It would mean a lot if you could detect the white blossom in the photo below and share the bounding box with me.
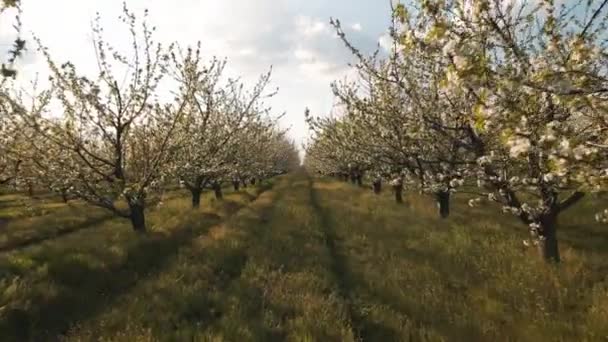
[508,137,531,158]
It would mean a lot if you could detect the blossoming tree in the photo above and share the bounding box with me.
[168,45,276,207]
[310,0,608,261]
[22,5,196,232]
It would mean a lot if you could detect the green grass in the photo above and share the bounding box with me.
[0,184,271,341]
[64,174,355,341]
[312,178,608,341]
[1,172,607,341]
[0,189,188,253]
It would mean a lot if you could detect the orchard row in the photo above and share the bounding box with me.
[0,3,300,232]
[305,0,608,262]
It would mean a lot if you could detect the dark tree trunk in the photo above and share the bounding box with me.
[233,181,240,191]
[27,183,34,197]
[538,213,560,262]
[531,191,583,263]
[436,191,450,219]
[251,178,256,186]
[356,175,363,187]
[373,180,382,194]
[191,188,202,208]
[242,179,248,188]
[61,191,69,203]
[213,182,223,200]
[393,185,403,204]
[128,202,146,233]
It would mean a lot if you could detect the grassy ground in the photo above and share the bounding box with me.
[312,178,608,341]
[0,184,271,341]
[1,171,607,341]
[64,174,355,341]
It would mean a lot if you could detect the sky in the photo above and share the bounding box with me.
[1,0,393,152]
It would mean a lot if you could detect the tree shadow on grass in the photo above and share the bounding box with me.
[309,182,403,342]
[0,218,9,232]
[349,244,490,341]
[97,189,282,340]
[0,211,227,342]
[0,214,116,254]
[560,222,608,258]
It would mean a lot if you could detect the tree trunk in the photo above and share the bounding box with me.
[191,188,202,208]
[436,191,450,219]
[372,180,382,194]
[356,174,363,187]
[213,182,223,200]
[233,181,240,191]
[251,178,256,186]
[128,202,146,233]
[538,214,560,262]
[61,190,69,203]
[393,185,403,204]
[242,179,248,188]
[27,183,34,197]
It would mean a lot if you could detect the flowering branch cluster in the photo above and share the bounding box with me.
[1,3,299,232]
[305,0,608,261]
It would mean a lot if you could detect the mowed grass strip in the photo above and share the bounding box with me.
[4,174,606,341]
[65,173,355,341]
[312,177,608,342]
[0,190,187,253]
[62,179,283,341]
[0,184,269,342]
[199,172,355,341]
[0,193,71,220]
[0,200,113,253]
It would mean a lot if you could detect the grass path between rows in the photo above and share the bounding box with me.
[309,176,405,342]
[308,176,373,341]
[0,190,192,255]
[312,177,608,341]
[0,184,271,342]
[67,172,357,341]
[3,171,607,341]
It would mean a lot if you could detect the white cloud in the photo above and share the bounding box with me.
[295,16,329,37]
[379,32,393,52]
[294,48,315,62]
[299,60,336,75]
[11,0,391,146]
[238,48,256,56]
